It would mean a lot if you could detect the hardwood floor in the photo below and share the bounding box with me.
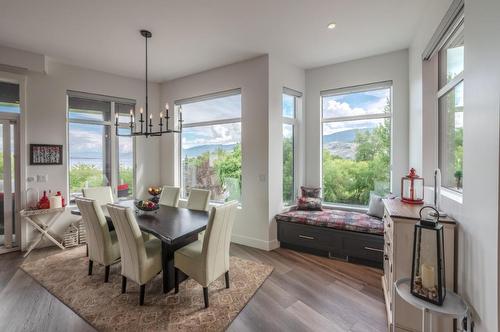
[0,244,387,332]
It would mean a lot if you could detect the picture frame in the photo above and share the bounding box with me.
[30,144,63,165]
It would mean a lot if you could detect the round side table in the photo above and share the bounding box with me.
[394,278,469,332]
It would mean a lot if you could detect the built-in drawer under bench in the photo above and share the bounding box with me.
[277,220,384,268]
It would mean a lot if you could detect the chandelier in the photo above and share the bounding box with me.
[115,30,182,137]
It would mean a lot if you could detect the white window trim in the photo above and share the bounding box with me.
[176,90,242,201]
[320,81,393,207]
[282,89,301,207]
[67,93,136,200]
[435,18,464,195]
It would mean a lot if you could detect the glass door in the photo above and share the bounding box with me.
[0,119,18,251]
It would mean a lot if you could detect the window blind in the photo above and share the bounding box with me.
[0,82,19,104]
[422,0,464,60]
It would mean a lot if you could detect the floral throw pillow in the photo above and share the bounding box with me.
[297,196,323,211]
[301,186,321,198]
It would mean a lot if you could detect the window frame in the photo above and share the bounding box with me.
[320,81,393,207]
[176,89,242,202]
[435,22,464,193]
[67,92,136,200]
[282,88,301,206]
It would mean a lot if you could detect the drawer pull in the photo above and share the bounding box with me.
[298,235,315,240]
[364,246,384,253]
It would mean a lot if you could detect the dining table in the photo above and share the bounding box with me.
[71,200,209,293]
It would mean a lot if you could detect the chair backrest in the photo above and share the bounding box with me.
[106,204,147,283]
[202,201,238,283]
[75,197,114,264]
[159,186,180,207]
[187,188,210,211]
[82,186,114,207]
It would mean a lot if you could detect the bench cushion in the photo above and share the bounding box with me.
[275,208,384,235]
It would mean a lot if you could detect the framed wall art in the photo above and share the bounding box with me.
[30,144,63,165]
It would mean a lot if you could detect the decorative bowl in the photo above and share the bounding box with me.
[148,186,162,196]
[135,199,159,211]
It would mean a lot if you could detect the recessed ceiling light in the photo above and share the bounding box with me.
[327,22,336,30]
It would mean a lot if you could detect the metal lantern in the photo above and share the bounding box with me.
[410,206,446,305]
[401,168,424,204]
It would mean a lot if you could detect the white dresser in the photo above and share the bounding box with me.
[382,198,456,332]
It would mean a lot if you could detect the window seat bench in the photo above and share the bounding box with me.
[276,208,384,268]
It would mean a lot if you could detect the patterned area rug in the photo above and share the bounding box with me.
[21,246,273,331]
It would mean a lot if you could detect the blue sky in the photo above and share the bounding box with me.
[322,88,390,136]
[181,94,242,149]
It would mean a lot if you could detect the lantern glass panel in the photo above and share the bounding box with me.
[412,178,424,201]
[411,223,446,305]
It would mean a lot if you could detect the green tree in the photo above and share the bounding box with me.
[69,164,105,193]
[322,98,391,205]
[282,137,294,204]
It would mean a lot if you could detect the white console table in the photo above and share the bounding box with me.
[20,207,66,257]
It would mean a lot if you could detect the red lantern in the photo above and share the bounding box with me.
[401,168,424,204]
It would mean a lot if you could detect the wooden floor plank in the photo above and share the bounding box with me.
[0,244,387,331]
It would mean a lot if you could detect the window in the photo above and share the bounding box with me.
[321,82,392,206]
[0,82,20,113]
[179,90,242,203]
[437,25,464,192]
[282,88,301,205]
[68,92,135,199]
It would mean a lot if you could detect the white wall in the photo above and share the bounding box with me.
[0,48,161,249]
[305,49,409,196]
[409,0,500,330]
[268,55,305,244]
[159,56,274,250]
[408,0,453,177]
[461,0,500,330]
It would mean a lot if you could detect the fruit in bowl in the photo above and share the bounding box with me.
[148,186,162,196]
[135,199,159,211]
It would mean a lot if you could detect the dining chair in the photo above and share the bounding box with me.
[186,188,210,211]
[75,197,120,283]
[107,203,162,305]
[174,200,238,308]
[158,186,180,207]
[82,186,114,206]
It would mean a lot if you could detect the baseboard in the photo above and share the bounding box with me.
[231,234,279,251]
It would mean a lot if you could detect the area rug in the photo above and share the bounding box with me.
[21,246,273,331]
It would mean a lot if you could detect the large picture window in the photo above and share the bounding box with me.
[179,90,242,203]
[437,24,464,192]
[321,82,392,206]
[68,93,135,199]
[282,89,301,206]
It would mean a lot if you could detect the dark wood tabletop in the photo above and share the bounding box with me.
[71,200,209,245]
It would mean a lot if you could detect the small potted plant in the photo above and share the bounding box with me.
[454,170,463,189]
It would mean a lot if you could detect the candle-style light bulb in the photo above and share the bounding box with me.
[165,103,169,111]
[115,113,119,125]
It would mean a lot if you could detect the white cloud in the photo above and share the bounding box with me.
[182,123,241,148]
[324,96,387,119]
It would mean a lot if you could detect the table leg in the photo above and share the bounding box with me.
[422,308,432,332]
[162,242,168,293]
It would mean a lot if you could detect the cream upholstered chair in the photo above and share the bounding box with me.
[186,188,210,211]
[75,197,120,282]
[82,186,114,206]
[174,201,238,308]
[158,186,180,207]
[107,203,162,305]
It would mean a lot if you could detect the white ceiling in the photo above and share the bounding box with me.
[0,0,429,82]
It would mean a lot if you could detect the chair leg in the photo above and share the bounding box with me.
[225,271,230,289]
[139,284,146,305]
[104,265,110,283]
[88,260,93,275]
[174,268,180,294]
[121,276,127,293]
[203,287,209,308]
